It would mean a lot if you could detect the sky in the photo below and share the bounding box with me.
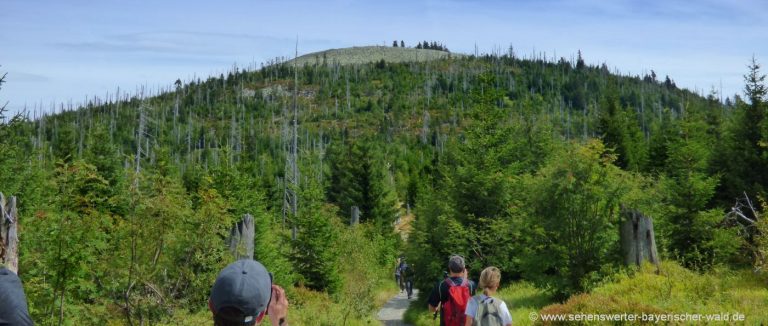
[1,0,767,116]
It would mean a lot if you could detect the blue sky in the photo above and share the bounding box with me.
[1,0,766,116]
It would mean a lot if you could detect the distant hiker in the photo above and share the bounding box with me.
[464,266,511,326]
[428,255,476,326]
[0,267,34,326]
[209,259,289,326]
[400,260,414,299]
[398,258,408,292]
[395,257,402,290]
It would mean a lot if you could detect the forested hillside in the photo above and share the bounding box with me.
[1,47,767,324]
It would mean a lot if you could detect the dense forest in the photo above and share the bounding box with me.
[1,47,767,324]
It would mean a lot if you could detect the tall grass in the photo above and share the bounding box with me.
[541,261,768,324]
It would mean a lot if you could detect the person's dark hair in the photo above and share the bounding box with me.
[448,255,465,273]
[213,306,256,326]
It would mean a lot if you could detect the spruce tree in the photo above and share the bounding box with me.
[327,140,398,233]
[576,50,586,70]
[661,103,739,269]
[719,57,768,201]
[291,177,341,293]
[597,92,647,171]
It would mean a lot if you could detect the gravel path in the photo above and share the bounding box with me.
[377,289,419,326]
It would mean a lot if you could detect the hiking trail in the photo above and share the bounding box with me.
[377,289,419,326]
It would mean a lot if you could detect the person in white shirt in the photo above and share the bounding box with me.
[464,266,512,326]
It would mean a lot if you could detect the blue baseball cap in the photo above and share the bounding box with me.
[210,260,272,325]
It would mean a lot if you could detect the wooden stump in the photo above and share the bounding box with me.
[620,207,660,272]
[0,193,19,274]
[350,206,360,226]
[228,214,255,260]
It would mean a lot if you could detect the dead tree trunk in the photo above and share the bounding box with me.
[724,192,762,272]
[350,206,360,226]
[420,110,430,145]
[283,37,300,240]
[620,206,660,272]
[228,214,255,260]
[1,193,19,274]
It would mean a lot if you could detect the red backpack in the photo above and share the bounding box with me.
[441,277,471,326]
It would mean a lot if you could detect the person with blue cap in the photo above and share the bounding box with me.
[209,259,289,326]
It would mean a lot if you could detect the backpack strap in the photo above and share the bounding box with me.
[445,277,468,288]
[474,295,504,325]
[439,278,455,309]
[438,278,448,307]
[472,295,488,323]
[472,294,484,308]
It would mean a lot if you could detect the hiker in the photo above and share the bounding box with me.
[209,259,289,326]
[428,255,476,326]
[0,267,34,326]
[398,258,407,292]
[464,266,512,326]
[394,257,402,290]
[400,259,414,299]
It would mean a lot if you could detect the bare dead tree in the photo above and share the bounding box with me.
[283,37,300,238]
[0,193,19,274]
[133,103,147,190]
[725,192,759,227]
[0,70,8,115]
[350,206,360,226]
[420,110,430,145]
[724,192,763,271]
[173,83,180,145]
[345,73,351,113]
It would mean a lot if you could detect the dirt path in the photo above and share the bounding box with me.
[377,289,419,326]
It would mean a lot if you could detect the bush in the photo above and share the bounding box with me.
[520,140,634,297]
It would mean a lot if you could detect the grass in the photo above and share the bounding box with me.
[541,261,768,325]
[288,281,399,326]
[289,46,464,66]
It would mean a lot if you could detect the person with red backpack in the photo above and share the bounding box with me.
[428,255,476,326]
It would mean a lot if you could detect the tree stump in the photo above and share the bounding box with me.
[350,206,360,226]
[228,214,255,260]
[0,193,19,274]
[620,207,660,272]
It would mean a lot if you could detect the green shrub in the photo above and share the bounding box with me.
[520,140,634,297]
[540,261,768,325]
